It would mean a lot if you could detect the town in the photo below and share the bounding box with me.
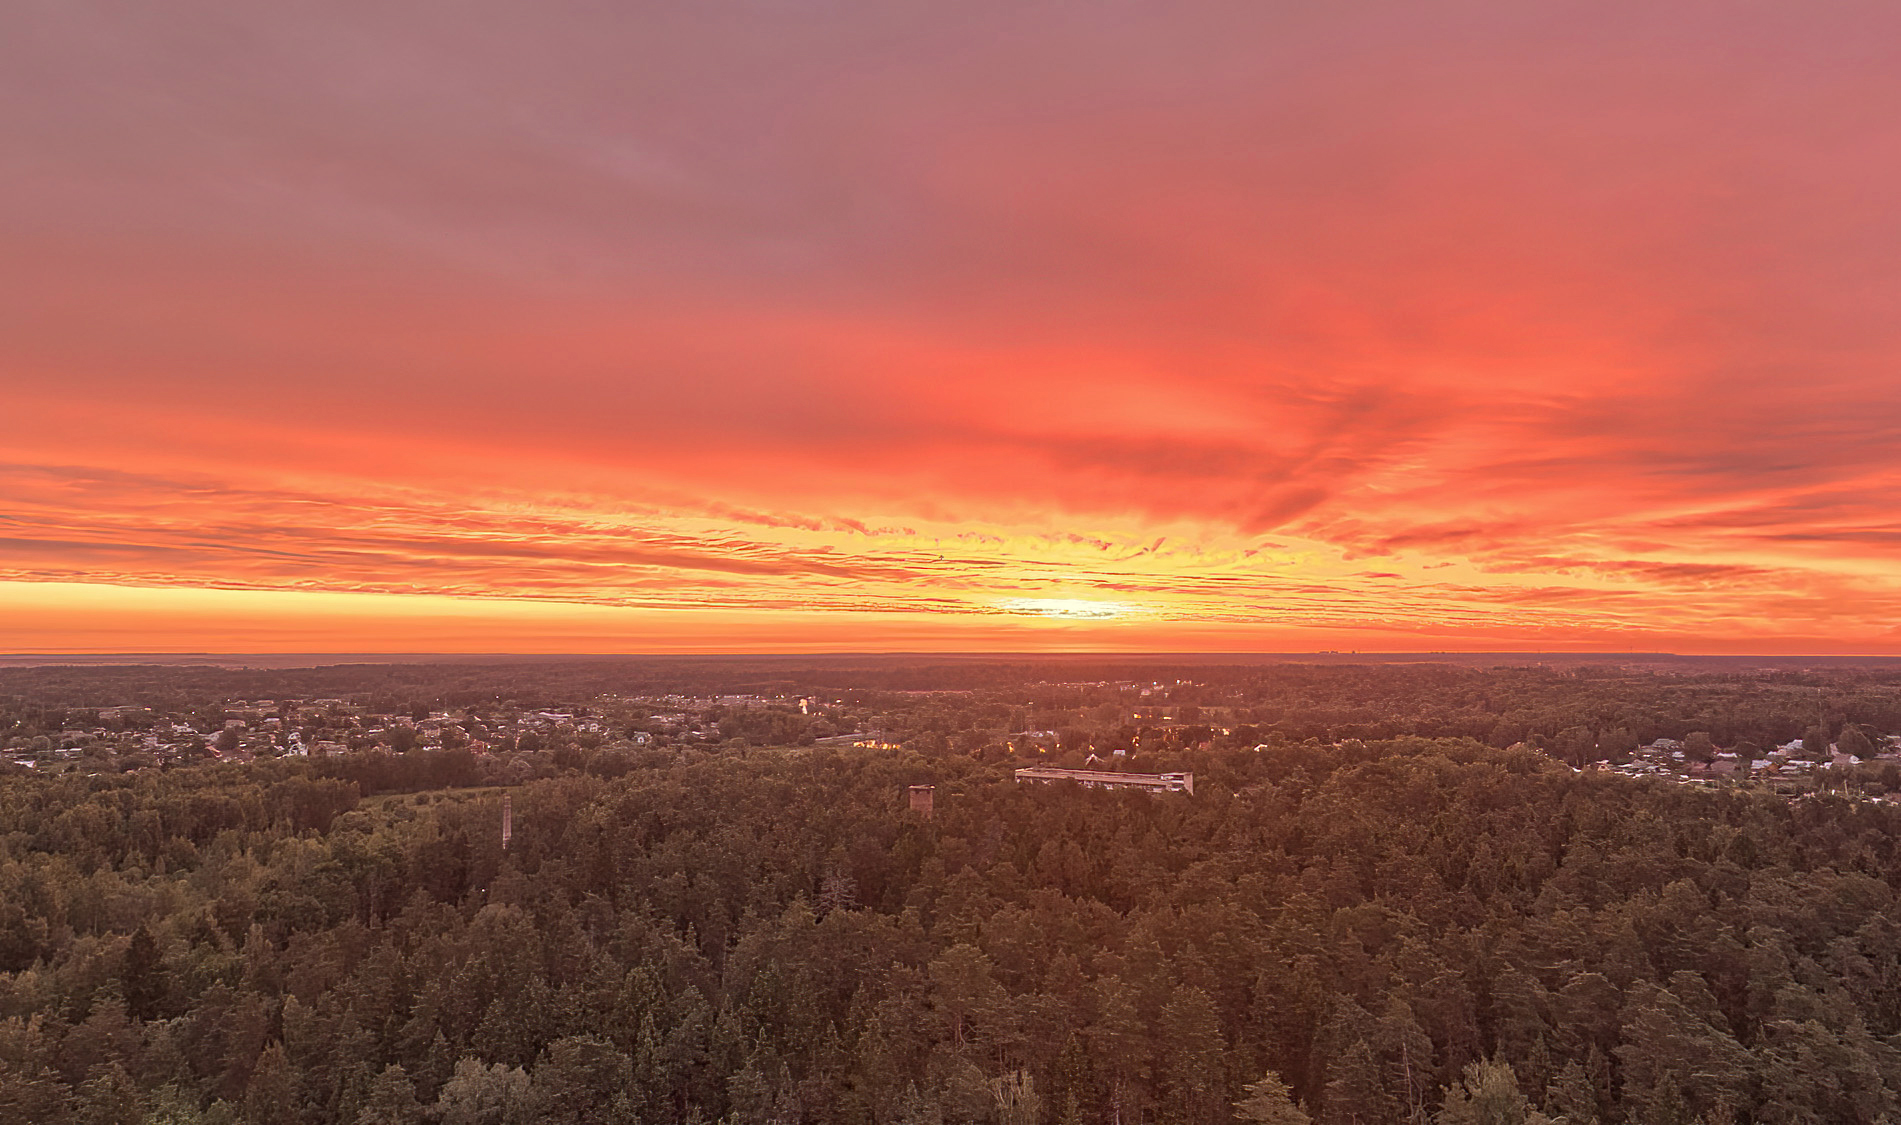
[7,657,1901,802]
[7,656,1901,1124]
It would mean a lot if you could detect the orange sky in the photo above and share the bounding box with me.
[6,3,1901,653]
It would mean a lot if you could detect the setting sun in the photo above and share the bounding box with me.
[998,598,1138,621]
[4,4,1901,654]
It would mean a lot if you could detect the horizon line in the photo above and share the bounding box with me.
[7,650,1901,663]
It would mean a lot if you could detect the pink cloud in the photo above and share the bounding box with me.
[6,3,1901,649]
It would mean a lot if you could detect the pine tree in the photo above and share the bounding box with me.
[1059,1089,1085,1125]
[123,926,167,1022]
[434,1058,540,1125]
[1159,987,1227,1125]
[1377,996,1437,1124]
[991,1070,1041,1125]
[243,1044,298,1125]
[1615,984,1749,1121]
[1542,1061,1597,1125]
[1235,1070,1312,1125]
[1087,977,1151,1125]
[1434,1058,1545,1125]
[1322,1040,1396,1125]
[355,1064,420,1125]
[73,1062,146,1125]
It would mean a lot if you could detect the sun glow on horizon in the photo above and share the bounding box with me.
[999,598,1140,620]
[7,4,1901,652]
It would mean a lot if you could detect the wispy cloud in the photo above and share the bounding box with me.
[7,3,1901,649]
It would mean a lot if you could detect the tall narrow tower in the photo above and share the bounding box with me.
[501,793,513,852]
[908,784,935,819]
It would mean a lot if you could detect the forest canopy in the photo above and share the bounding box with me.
[2,732,1900,1124]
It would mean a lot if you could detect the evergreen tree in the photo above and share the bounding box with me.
[1322,1040,1396,1125]
[1541,1061,1596,1125]
[1159,987,1227,1125]
[1086,978,1151,1125]
[1434,1058,1547,1125]
[72,1062,145,1125]
[355,1064,420,1125]
[1235,1070,1311,1125]
[991,1070,1041,1125]
[123,926,167,1022]
[242,1044,298,1125]
[0,1015,74,1124]
[434,1059,540,1125]
[1615,984,1749,1122]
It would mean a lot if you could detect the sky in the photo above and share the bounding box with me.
[5,1,1901,653]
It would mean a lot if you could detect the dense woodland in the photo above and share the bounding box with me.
[5,728,1901,1124]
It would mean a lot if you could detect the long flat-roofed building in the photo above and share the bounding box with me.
[1014,766,1193,795]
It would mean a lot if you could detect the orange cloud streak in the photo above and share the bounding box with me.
[5,3,1901,652]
